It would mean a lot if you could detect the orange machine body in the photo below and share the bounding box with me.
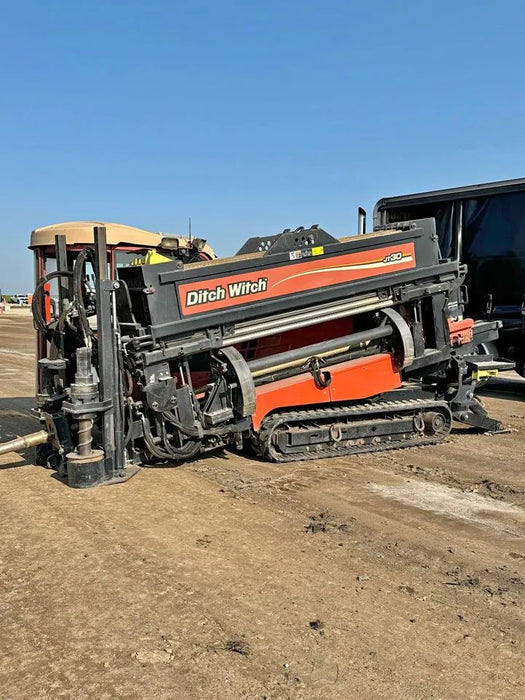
[252,353,401,430]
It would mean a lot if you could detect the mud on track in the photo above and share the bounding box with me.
[0,311,523,699]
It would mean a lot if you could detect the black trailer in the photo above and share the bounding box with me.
[374,178,525,375]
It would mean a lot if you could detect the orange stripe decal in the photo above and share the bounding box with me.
[179,242,416,315]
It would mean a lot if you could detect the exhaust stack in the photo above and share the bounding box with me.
[358,207,367,235]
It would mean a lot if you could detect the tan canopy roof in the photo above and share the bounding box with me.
[29,220,216,259]
[29,221,170,249]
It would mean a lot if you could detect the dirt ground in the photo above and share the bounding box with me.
[0,309,523,699]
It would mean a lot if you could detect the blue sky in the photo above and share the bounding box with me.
[1,0,524,292]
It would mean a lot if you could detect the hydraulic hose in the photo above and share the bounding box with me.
[31,270,74,334]
[161,411,202,438]
[140,414,200,460]
[72,248,98,346]
[160,419,201,459]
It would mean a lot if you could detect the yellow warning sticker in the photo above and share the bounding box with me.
[312,246,324,256]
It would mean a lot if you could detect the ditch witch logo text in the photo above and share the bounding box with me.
[185,277,269,307]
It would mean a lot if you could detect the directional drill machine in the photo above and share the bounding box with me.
[0,220,509,487]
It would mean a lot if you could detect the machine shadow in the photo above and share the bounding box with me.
[0,376,521,476]
[0,397,41,470]
[478,374,525,403]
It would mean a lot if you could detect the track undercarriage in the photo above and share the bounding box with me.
[254,397,452,462]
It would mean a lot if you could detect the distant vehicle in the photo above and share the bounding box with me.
[374,178,525,375]
[10,294,28,305]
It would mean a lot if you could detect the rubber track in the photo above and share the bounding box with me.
[256,398,452,463]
